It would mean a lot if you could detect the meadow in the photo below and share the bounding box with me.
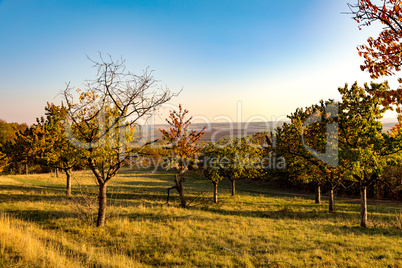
[0,168,401,267]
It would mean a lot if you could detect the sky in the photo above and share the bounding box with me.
[0,0,396,125]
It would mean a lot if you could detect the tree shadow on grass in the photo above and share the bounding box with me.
[193,205,332,220]
[5,208,74,226]
[193,204,396,224]
[320,222,402,238]
[0,185,71,203]
[108,183,171,196]
[107,192,168,206]
[117,169,175,180]
[187,203,402,238]
[0,183,66,194]
[124,211,192,222]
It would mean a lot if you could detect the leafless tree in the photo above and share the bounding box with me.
[63,54,174,227]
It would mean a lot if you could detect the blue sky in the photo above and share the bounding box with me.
[0,0,393,125]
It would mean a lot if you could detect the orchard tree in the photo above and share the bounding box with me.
[160,105,205,208]
[202,137,264,202]
[31,103,84,196]
[275,102,342,210]
[300,100,342,211]
[64,56,173,227]
[218,137,262,197]
[202,140,227,203]
[276,104,326,204]
[338,81,400,227]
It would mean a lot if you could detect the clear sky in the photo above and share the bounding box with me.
[0,0,394,125]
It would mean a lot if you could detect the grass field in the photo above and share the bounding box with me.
[0,168,401,267]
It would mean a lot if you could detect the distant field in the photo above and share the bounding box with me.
[0,169,401,267]
[140,120,398,142]
[144,121,287,142]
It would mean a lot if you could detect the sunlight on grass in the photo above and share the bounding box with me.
[0,168,401,267]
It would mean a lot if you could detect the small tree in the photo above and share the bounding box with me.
[202,140,226,203]
[31,103,84,196]
[275,113,326,204]
[202,138,263,202]
[64,56,172,226]
[160,105,205,208]
[218,137,262,196]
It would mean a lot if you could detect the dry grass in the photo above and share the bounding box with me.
[0,169,401,267]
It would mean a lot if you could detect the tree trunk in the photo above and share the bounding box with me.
[166,175,187,208]
[97,183,107,227]
[25,163,28,175]
[329,188,335,212]
[177,180,186,208]
[315,185,321,204]
[172,174,186,208]
[231,179,235,196]
[65,168,72,197]
[178,189,186,208]
[213,181,218,203]
[55,168,59,178]
[360,185,367,228]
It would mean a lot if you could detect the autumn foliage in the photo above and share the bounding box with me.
[349,0,402,134]
[160,104,205,208]
[160,104,205,174]
[349,0,402,78]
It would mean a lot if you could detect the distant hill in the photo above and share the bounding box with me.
[138,121,288,142]
[381,118,398,132]
[136,119,399,143]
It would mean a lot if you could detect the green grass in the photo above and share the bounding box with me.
[0,168,401,267]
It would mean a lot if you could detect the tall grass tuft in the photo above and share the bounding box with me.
[395,211,402,230]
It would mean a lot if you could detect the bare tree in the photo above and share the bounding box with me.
[63,55,174,227]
